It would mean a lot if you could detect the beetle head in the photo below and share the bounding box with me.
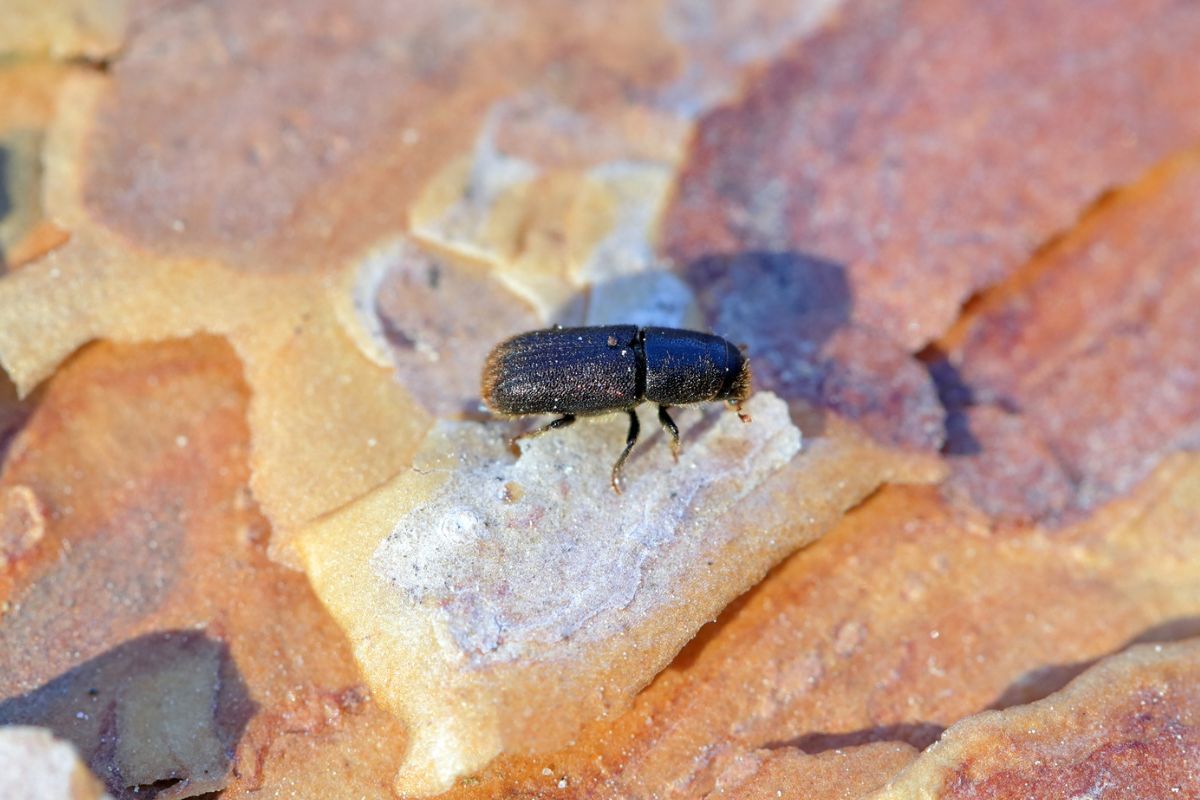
[716,343,752,406]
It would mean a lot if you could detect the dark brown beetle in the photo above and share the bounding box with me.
[481,325,751,493]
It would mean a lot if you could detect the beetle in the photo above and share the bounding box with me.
[481,325,752,493]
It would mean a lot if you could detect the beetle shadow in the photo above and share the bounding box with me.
[518,254,852,459]
[679,250,853,442]
[0,629,255,799]
[539,253,854,455]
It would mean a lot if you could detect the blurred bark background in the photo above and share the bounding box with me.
[1,1,1198,798]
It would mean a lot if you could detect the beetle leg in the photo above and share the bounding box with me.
[611,409,640,494]
[510,414,576,455]
[730,399,752,423]
[657,405,680,462]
